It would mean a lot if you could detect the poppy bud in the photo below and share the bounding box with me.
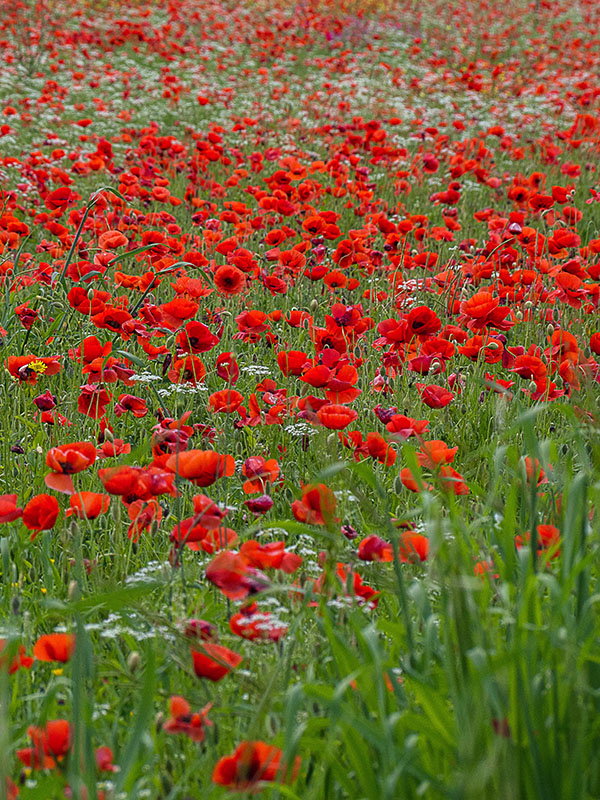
[341,524,358,540]
[87,287,95,300]
[546,324,555,336]
[33,390,57,411]
[244,495,274,514]
[309,299,319,312]
[528,380,538,393]
[327,433,337,448]
[516,311,523,322]
[127,651,141,672]
[68,580,79,602]
[394,476,404,494]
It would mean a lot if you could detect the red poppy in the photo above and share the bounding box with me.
[22,494,60,539]
[229,603,288,642]
[398,532,430,562]
[114,394,148,418]
[163,696,212,742]
[515,524,561,558]
[214,264,246,295]
[176,320,219,354]
[206,550,270,600]
[215,352,240,384]
[6,355,62,385]
[191,642,243,681]
[239,540,302,573]
[66,492,110,520]
[167,355,206,384]
[317,403,358,430]
[17,720,72,769]
[386,415,430,440]
[277,350,309,376]
[33,633,75,663]
[0,494,23,524]
[213,740,300,790]
[242,457,280,494]
[416,384,454,408]
[126,499,163,542]
[291,484,339,526]
[209,389,244,413]
[45,441,97,494]
[165,450,235,487]
[416,440,458,468]
[0,639,33,674]
[358,535,393,562]
[77,384,112,418]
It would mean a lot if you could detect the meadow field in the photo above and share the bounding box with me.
[1,0,600,797]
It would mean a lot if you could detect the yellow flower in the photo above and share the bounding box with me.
[29,360,47,374]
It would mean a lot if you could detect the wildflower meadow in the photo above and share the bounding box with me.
[1,0,600,796]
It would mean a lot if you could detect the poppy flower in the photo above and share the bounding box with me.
[191,642,243,681]
[77,384,112,419]
[416,440,458,468]
[291,484,339,526]
[515,524,561,558]
[214,264,246,295]
[167,355,206,384]
[6,355,62,385]
[437,466,470,496]
[163,696,212,742]
[317,403,358,430]
[45,441,97,494]
[239,540,302,573]
[66,492,110,520]
[22,494,60,539]
[127,499,163,542]
[398,532,430,562]
[165,449,235,487]
[206,550,270,600]
[176,320,219,354]
[358,535,393,562]
[416,384,454,408]
[242,457,280,494]
[0,494,23,524]
[209,389,244,413]
[33,633,75,663]
[114,394,148,418]
[229,603,288,642]
[213,740,301,790]
[17,720,72,769]
[215,352,240,385]
[0,639,33,674]
[386,415,430,439]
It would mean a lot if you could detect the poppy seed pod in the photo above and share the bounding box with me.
[127,651,141,672]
